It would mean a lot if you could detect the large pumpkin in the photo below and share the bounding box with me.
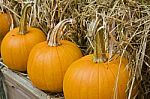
[27,19,83,92]
[63,54,129,99]
[63,18,131,99]
[1,3,46,72]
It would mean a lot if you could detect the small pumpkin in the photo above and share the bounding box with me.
[27,19,83,92]
[1,3,46,72]
[0,11,11,55]
[63,17,131,99]
[0,11,11,37]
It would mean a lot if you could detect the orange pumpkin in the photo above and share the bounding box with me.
[1,3,46,72]
[0,11,11,55]
[27,19,83,92]
[63,18,130,99]
[0,12,11,37]
[63,54,129,99]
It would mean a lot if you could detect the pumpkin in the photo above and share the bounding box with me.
[1,3,46,72]
[27,19,83,92]
[0,11,11,55]
[0,11,11,37]
[63,17,131,99]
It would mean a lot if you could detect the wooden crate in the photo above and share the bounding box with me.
[0,62,64,99]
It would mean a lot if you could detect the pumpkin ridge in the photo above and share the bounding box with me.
[13,37,24,68]
[79,66,85,99]
[29,50,38,86]
[50,47,58,91]
[36,51,45,90]
[9,41,14,67]
[69,63,81,99]
[29,47,46,90]
[47,47,56,91]
[97,64,102,98]
[59,44,82,91]
[63,43,82,60]
[109,64,118,84]
[20,37,27,69]
[27,44,41,78]
[60,44,71,75]
[56,47,63,88]
[87,63,95,99]
[74,66,82,99]
[23,36,29,62]
[51,47,58,91]
[42,49,49,91]
[105,65,113,98]
[63,65,73,98]
[98,63,100,99]
[87,65,94,99]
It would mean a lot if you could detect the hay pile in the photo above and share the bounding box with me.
[1,0,150,98]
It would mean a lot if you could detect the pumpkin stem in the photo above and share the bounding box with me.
[93,16,107,63]
[48,19,76,46]
[19,3,32,34]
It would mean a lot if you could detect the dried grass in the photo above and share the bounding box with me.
[1,0,150,98]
